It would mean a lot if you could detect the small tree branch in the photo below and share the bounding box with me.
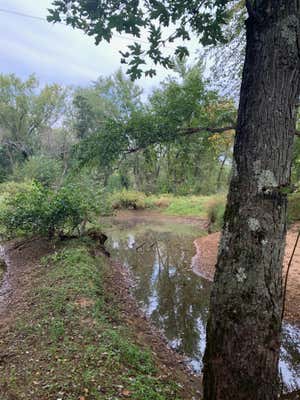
[181,126,235,136]
[295,130,300,137]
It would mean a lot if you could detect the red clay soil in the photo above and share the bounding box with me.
[192,224,300,325]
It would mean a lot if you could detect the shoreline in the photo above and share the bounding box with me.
[192,225,300,326]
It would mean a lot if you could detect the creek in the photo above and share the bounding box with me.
[105,212,300,394]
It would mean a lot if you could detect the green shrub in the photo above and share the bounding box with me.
[109,190,146,210]
[106,172,130,192]
[205,195,226,232]
[288,192,300,224]
[12,156,63,187]
[0,180,33,201]
[0,180,104,238]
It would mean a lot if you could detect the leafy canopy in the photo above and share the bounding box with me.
[0,74,67,160]
[71,61,236,169]
[48,0,231,79]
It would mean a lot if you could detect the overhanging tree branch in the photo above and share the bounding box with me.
[125,125,300,154]
[125,125,236,154]
[181,126,236,135]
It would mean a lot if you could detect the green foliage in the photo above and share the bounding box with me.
[206,195,226,231]
[0,180,104,238]
[48,0,231,79]
[109,190,147,210]
[12,156,63,187]
[71,62,235,197]
[106,172,130,192]
[288,192,300,224]
[0,180,33,200]
[0,74,67,166]
[72,69,142,140]
[292,137,300,183]
[1,66,236,197]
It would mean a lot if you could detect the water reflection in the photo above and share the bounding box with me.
[106,217,300,393]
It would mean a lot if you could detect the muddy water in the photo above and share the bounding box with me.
[106,212,300,393]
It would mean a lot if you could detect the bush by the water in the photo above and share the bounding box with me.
[206,196,226,232]
[109,190,147,210]
[12,156,63,187]
[0,180,104,238]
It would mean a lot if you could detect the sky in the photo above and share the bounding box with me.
[0,0,201,95]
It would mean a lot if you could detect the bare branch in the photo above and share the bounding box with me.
[181,126,236,136]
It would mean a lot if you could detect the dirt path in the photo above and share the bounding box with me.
[192,224,300,325]
[0,239,55,333]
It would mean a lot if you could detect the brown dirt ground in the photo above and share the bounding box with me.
[192,224,300,325]
[0,239,201,400]
[0,238,55,333]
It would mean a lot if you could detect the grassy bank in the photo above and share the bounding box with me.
[109,190,226,231]
[109,190,300,229]
[0,240,194,400]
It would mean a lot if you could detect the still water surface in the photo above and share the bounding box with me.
[105,213,300,393]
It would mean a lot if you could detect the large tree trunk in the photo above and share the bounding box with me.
[203,1,300,399]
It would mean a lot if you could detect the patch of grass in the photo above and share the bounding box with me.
[0,242,184,400]
[108,190,227,222]
[205,195,226,232]
[163,196,208,217]
[153,194,226,221]
[109,190,147,210]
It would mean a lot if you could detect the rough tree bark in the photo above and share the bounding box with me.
[203,1,300,400]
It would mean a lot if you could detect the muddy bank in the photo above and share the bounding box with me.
[192,224,300,325]
[0,238,201,399]
[0,239,56,332]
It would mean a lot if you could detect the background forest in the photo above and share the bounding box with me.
[0,61,300,238]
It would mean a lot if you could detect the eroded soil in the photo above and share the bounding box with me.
[193,224,300,325]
